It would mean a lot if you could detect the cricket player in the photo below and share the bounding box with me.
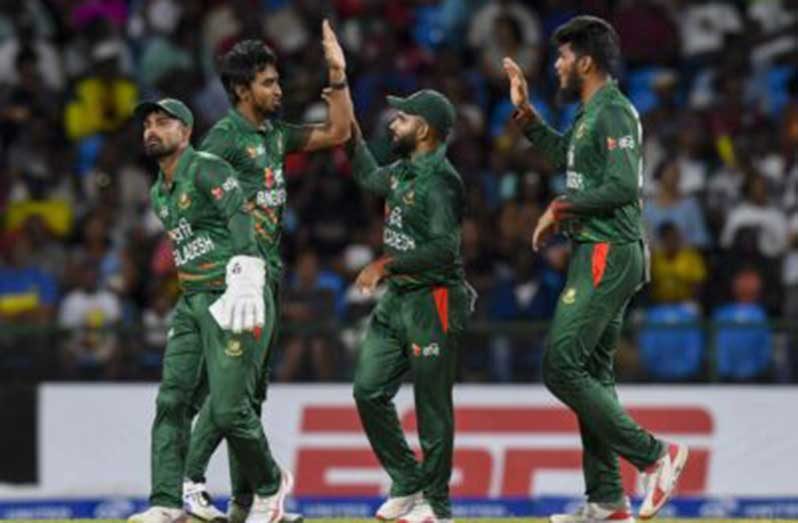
[504,16,688,523]
[128,98,287,523]
[348,89,473,523]
[180,22,353,523]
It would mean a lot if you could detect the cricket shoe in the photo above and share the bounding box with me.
[183,480,227,521]
[228,496,303,523]
[376,491,422,520]
[550,498,634,523]
[397,498,437,523]
[245,468,294,523]
[639,442,689,519]
[127,506,184,523]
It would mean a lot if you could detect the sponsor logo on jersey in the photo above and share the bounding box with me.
[607,137,617,150]
[247,144,265,158]
[388,207,403,228]
[412,342,440,358]
[212,187,224,200]
[167,218,193,242]
[566,171,584,190]
[159,206,169,219]
[575,122,586,140]
[178,192,192,209]
[561,287,576,304]
[618,135,634,149]
[222,176,239,191]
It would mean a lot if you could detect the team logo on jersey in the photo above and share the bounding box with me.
[403,190,415,206]
[225,338,243,357]
[178,192,192,209]
[562,287,576,304]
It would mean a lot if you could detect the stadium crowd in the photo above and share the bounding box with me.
[1,0,798,384]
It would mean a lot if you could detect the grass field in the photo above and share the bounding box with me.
[3,519,798,523]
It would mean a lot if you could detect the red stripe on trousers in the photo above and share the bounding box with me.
[592,242,610,287]
[432,286,449,334]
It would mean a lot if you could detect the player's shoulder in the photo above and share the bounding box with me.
[595,97,639,128]
[192,150,235,178]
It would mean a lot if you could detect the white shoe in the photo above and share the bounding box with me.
[127,506,184,523]
[550,498,634,523]
[376,491,422,520]
[639,442,689,519]
[245,468,294,523]
[183,480,227,521]
[397,498,438,523]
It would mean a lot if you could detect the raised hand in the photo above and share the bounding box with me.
[322,19,346,73]
[503,56,529,109]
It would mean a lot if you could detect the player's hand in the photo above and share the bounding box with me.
[532,206,557,252]
[355,257,391,296]
[503,57,530,109]
[209,255,266,333]
[322,19,346,73]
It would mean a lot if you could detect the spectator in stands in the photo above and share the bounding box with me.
[480,13,540,93]
[63,39,137,141]
[649,222,707,305]
[278,249,342,381]
[0,235,58,324]
[721,174,789,259]
[645,159,711,249]
[713,267,773,381]
[57,260,122,379]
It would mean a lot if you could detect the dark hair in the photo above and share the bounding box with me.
[219,40,277,103]
[552,15,620,75]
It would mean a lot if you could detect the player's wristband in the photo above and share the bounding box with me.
[329,79,348,90]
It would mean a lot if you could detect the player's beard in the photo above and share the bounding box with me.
[391,132,417,158]
[556,67,583,105]
[144,138,176,159]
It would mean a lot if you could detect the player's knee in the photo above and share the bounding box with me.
[210,401,247,433]
[542,344,572,393]
[155,387,190,417]
[353,380,382,405]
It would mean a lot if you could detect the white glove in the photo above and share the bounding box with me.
[209,255,266,333]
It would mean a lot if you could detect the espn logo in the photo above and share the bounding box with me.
[294,406,711,496]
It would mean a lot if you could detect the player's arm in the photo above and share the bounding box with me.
[283,20,353,153]
[346,118,392,197]
[550,104,641,218]
[196,158,257,256]
[503,56,569,169]
[386,175,463,275]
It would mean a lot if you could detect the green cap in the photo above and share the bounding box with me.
[387,89,456,138]
[134,97,194,128]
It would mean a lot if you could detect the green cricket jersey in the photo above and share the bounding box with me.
[150,145,257,293]
[200,109,305,279]
[523,80,645,243]
[350,139,465,290]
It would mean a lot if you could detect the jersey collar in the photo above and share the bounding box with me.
[578,78,619,117]
[157,145,196,195]
[404,143,447,178]
[229,108,272,134]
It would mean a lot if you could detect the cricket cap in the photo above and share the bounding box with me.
[387,89,456,138]
[134,98,194,128]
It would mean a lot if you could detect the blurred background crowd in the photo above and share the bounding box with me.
[1,0,798,384]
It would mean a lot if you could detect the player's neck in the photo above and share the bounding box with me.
[237,102,265,127]
[581,74,610,105]
[159,146,187,185]
[411,139,439,161]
